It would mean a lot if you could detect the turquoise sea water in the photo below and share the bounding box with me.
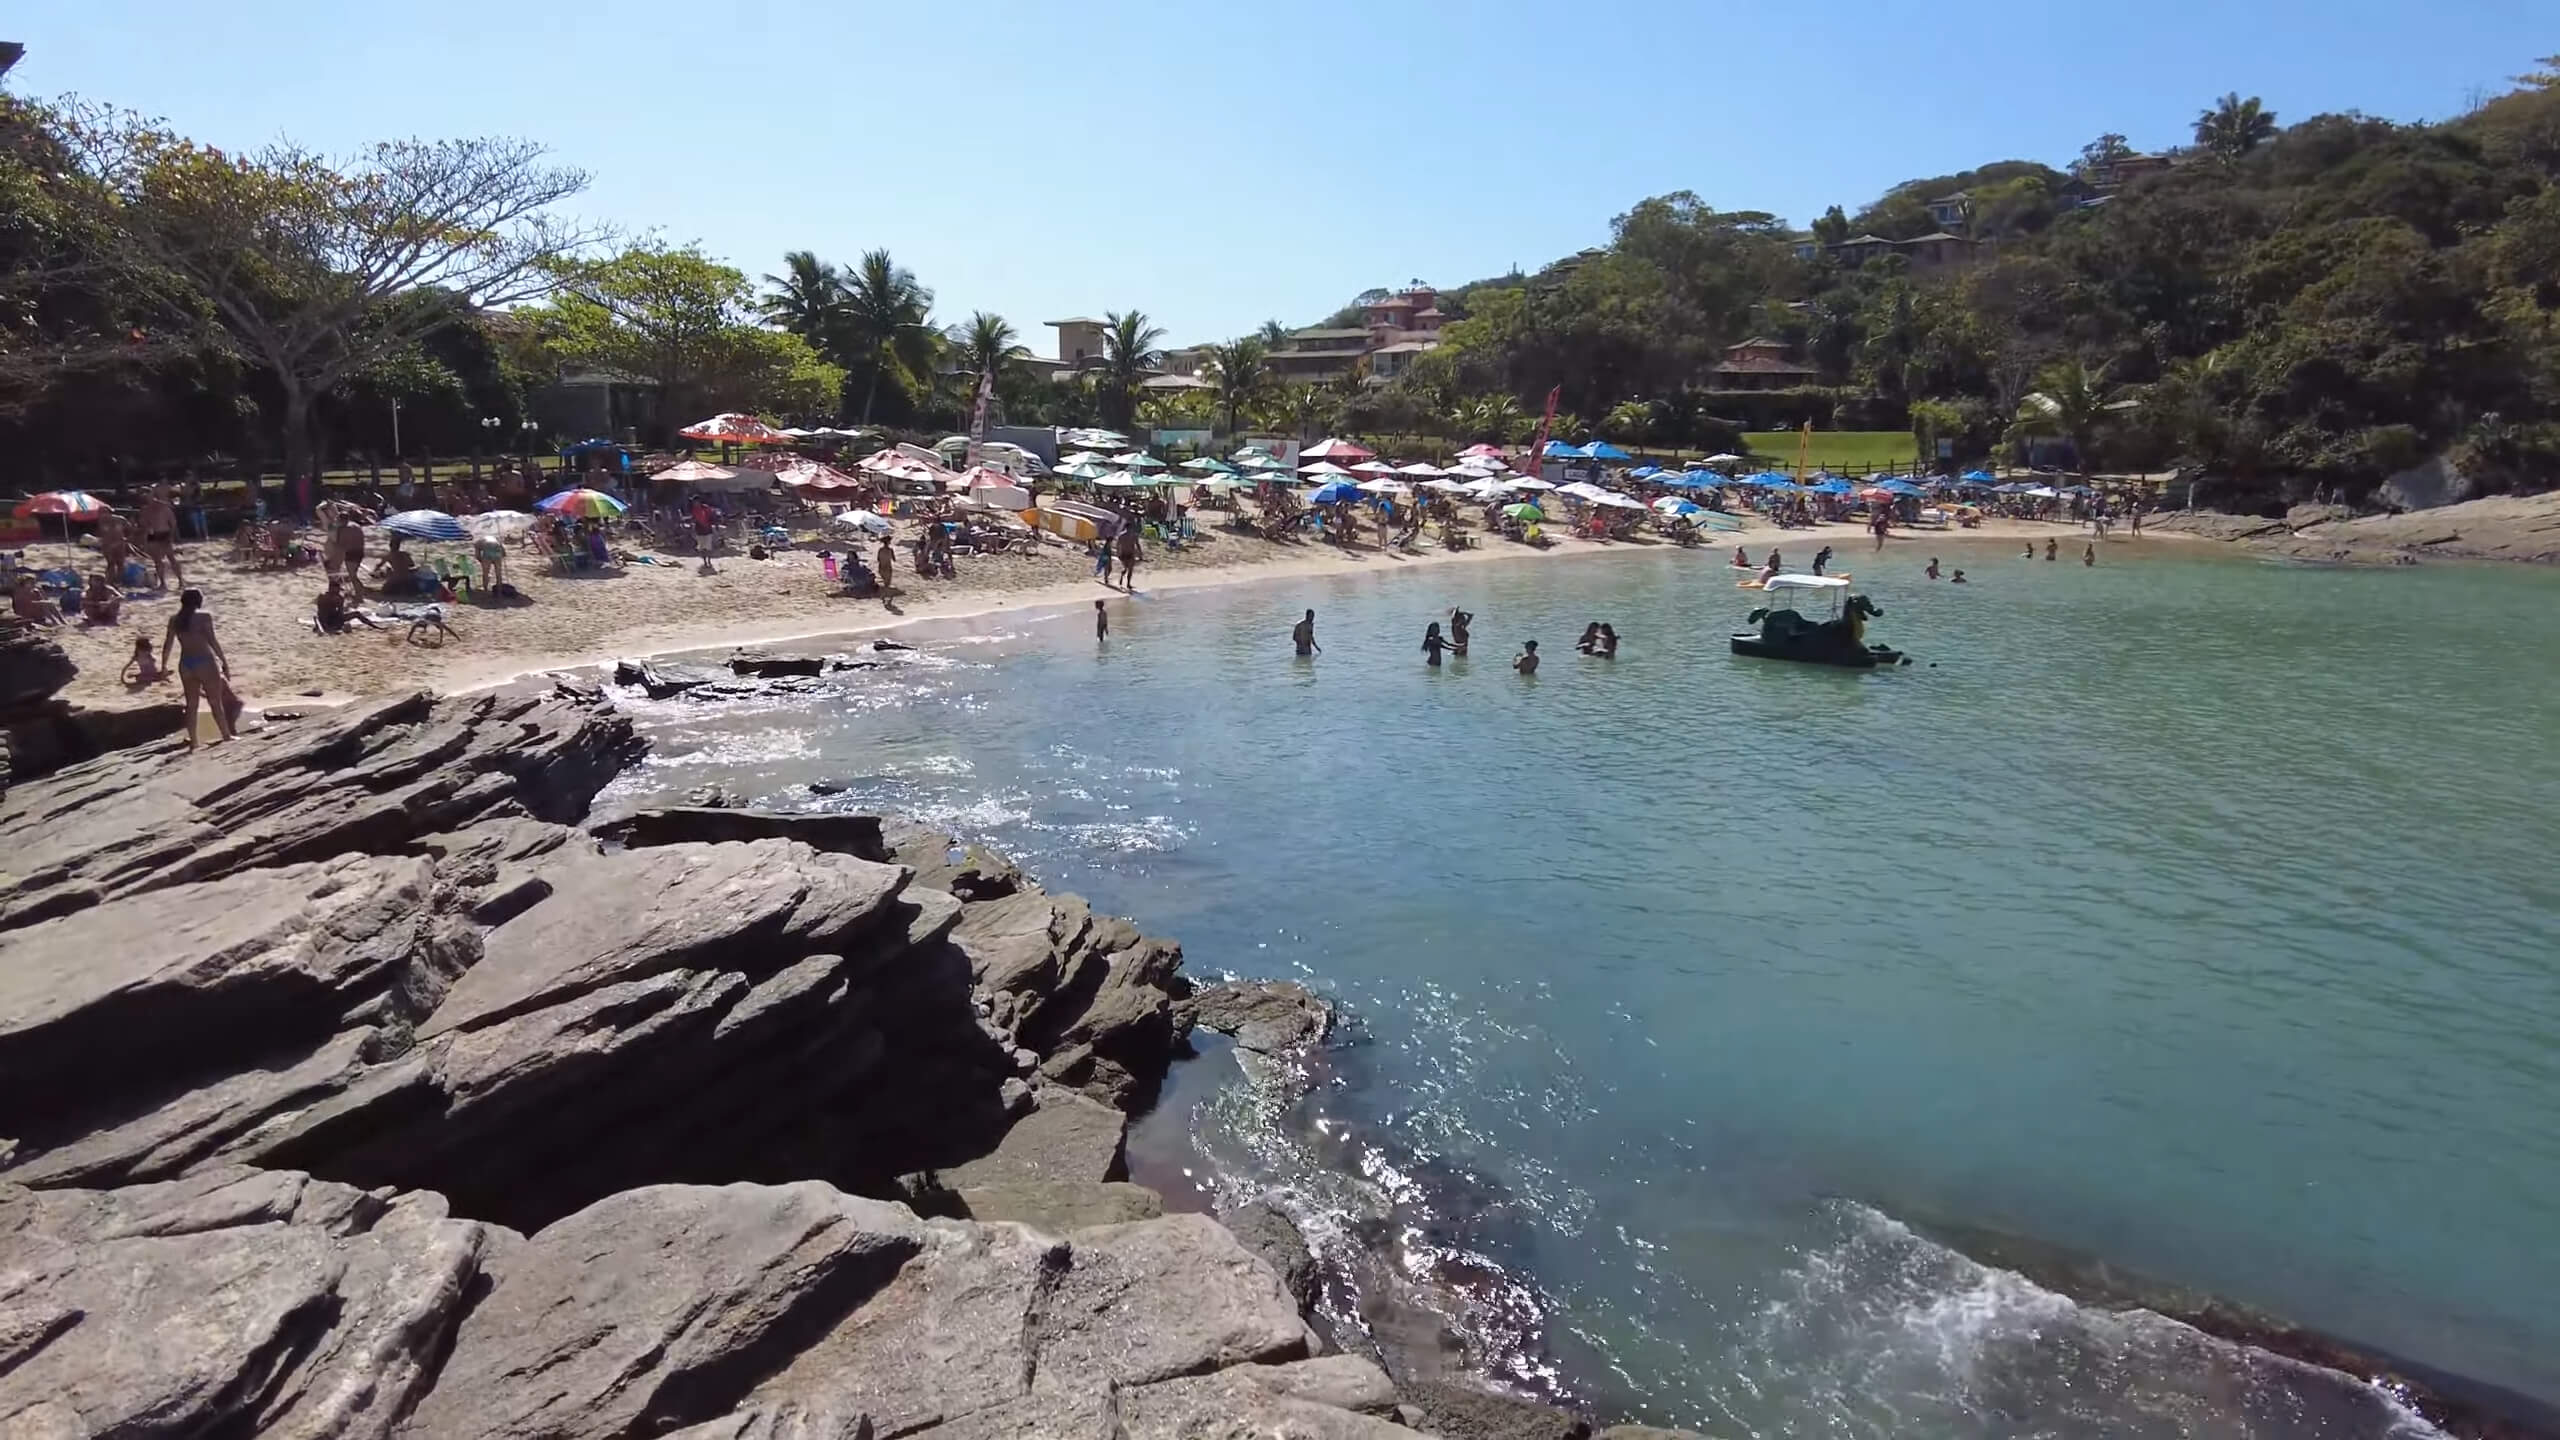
[600,539,2560,1438]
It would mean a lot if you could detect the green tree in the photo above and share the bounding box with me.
[1203,337,1268,437]
[1255,318,1289,348]
[840,248,934,424]
[1810,204,1850,246]
[2074,133,2135,181]
[57,105,596,484]
[1604,397,1657,446]
[2195,93,2279,162]
[1095,309,1165,431]
[948,310,1026,386]
[759,251,847,355]
[548,243,834,429]
[2009,358,2110,474]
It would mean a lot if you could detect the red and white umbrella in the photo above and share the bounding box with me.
[774,461,859,492]
[13,490,110,520]
[1457,443,1506,459]
[1300,437,1375,461]
[679,413,794,446]
[853,448,949,485]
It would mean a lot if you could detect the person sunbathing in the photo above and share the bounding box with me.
[316,577,385,633]
[10,574,63,625]
[373,537,423,594]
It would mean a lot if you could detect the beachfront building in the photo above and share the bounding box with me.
[1266,328,1377,385]
[1706,338,1820,393]
[1044,317,1109,369]
[1809,231,1980,272]
[1265,282,1448,387]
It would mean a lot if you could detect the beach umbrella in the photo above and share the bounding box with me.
[1396,462,1446,478]
[1594,492,1647,510]
[1653,497,1705,515]
[1300,437,1374,461]
[1507,477,1557,491]
[2025,486,2062,498]
[535,488,628,518]
[1556,481,1610,501]
[831,510,893,535]
[461,510,536,538]
[1307,479,1364,504]
[1880,479,1928,496]
[1808,478,1854,495]
[679,413,793,446]
[1238,454,1291,472]
[1421,478,1474,494]
[1458,442,1506,458]
[1116,452,1166,470]
[774,461,860,492]
[379,509,468,542]
[1299,460,1353,478]
[1357,478,1411,496]
[1627,465,1663,480]
[1581,440,1634,462]
[1501,502,1545,521]
[1055,459,1112,481]
[1180,456,1237,474]
[1093,472,1139,488]
[1059,450,1110,467]
[1962,469,1996,482]
[13,490,109,520]
[652,459,744,486]
[1196,475,1251,490]
[1700,452,1745,465]
[1350,460,1400,477]
[1541,440,1586,459]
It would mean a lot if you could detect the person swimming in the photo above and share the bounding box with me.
[1950,569,1969,583]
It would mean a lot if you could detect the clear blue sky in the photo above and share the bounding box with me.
[19,0,2545,351]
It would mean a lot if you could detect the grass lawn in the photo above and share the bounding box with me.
[1741,431,1917,474]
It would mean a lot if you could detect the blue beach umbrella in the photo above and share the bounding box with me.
[1581,440,1634,462]
[1807,478,1854,495]
[1307,479,1364,504]
[1541,440,1587,459]
[1880,479,1928,496]
[1627,465,1663,480]
[379,509,468,541]
[1962,469,1997,482]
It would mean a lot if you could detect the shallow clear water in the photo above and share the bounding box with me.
[600,539,2560,1438]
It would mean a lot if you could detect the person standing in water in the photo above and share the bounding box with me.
[2084,543,2096,566]
[1094,599,1109,643]
[1812,545,1834,576]
[2044,537,2057,562]
[1513,639,1540,675]
[1291,609,1321,657]
[1422,621,1447,666]
[1576,622,1602,655]
[1597,623,1618,657]
[160,588,239,749]
[1448,607,1472,655]
[1926,557,1941,580]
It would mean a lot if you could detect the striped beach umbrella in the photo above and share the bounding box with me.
[13,490,109,520]
[535,488,628,518]
[379,509,468,542]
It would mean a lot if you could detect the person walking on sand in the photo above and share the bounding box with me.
[160,588,239,749]
[1422,621,1447,666]
[1292,609,1321,657]
[2130,507,2144,538]
[1513,639,1540,675]
[875,537,895,600]
[1870,508,1891,551]
[1115,523,1141,589]
[1094,599,1109,643]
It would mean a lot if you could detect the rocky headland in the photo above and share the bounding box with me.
[0,682,1682,1439]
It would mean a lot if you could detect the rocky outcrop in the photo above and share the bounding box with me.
[0,1165,497,1440]
[1184,977,1335,1054]
[0,617,75,712]
[0,684,639,931]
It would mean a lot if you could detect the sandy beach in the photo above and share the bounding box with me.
[17,510,2099,713]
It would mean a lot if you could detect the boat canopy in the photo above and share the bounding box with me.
[1762,573,1851,590]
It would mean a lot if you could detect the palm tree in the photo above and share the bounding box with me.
[841,248,935,424]
[2193,93,2278,162]
[759,252,847,354]
[1256,319,1290,349]
[2011,359,2110,475]
[1456,394,1524,444]
[1604,398,1656,448]
[1204,337,1269,437]
[949,311,1027,386]
[1096,310,1166,431]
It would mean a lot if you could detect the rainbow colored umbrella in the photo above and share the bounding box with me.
[535,488,628,518]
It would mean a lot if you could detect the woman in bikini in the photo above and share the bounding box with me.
[160,588,240,748]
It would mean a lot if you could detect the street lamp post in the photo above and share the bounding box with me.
[390,398,402,458]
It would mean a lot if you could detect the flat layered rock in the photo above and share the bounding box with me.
[422,839,907,1037]
[942,1085,1130,1189]
[0,1167,495,1440]
[0,684,637,931]
[0,854,460,1154]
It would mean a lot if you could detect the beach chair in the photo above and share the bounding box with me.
[432,556,473,599]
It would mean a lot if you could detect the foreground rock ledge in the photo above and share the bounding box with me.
[0,688,1654,1439]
